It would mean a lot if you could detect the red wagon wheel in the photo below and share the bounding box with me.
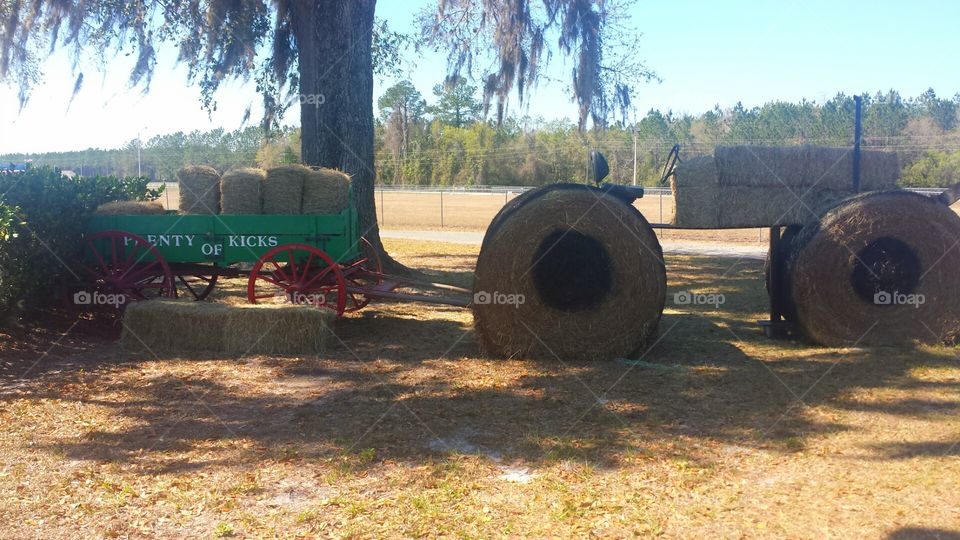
[79,230,175,307]
[247,243,347,316]
[342,237,383,312]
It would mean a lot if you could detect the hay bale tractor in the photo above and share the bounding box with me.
[474,106,960,358]
[74,167,472,319]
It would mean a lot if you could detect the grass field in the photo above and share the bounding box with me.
[2,238,958,538]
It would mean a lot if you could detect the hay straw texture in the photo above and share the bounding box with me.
[473,183,666,361]
[177,165,221,214]
[121,300,229,353]
[786,191,960,346]
[671,156,720,228]
[714,145,899,189]
[220,167,265,214]
[302,168,351,214]
[263,165,308,214]
[95,200,165,215]
[122,299,334,355]
[718,187,853,227]
[223,304,334,355]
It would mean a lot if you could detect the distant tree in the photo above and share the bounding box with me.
[427,77,482,127]
[916,88,957,131]
[378,81,426,176]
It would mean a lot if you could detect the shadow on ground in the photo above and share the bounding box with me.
[4,255,959,474]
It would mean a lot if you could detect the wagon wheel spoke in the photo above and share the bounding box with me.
[287,249,298,282]
[123,261,161,284]
[301,265,335,290]
[87,239,112,278]
[269,260,291,283]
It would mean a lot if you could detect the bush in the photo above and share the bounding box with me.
[0,168,161,321]
[901,150,960,188]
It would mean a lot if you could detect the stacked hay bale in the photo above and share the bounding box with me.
[784,191,960,346]
[177,165,221,214]
[473,183,666,361]
[122,299,335,355]
[220,167,266,214]
[302,168,351,214]
[263,165,309,214]
[671,156,721,228]
[95,200,165,215]
[671,146,900,228]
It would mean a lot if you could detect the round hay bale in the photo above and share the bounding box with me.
[177,165,221,214]
[788,190,960,346]
[220,167,265,214]
[94,200,165,215]
[473,183,667,361]
[302,168,350,214]
[263,165,308,214]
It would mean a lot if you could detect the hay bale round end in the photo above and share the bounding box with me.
[302,168,350,214]
[473,184,666,361]
[788,191,960,346]
[264,165,308,214]
[221,167,265,214]
[177,165,221,214]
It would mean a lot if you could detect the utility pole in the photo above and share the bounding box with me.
[632,125,638,186]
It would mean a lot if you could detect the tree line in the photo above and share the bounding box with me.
[5,85,960,188]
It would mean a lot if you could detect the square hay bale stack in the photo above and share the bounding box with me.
[220,167,266,214]
[95,200,166,215]
[718,187,853,227]
[671,155,721,228]
[121,300,229,353]
[177,165,221,214]
[302,168,351,214]
[263,165,308,214]
[223,304,334,356]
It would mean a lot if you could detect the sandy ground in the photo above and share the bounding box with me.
[2,238,959,538]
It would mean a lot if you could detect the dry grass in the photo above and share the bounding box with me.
[3,238,959,538]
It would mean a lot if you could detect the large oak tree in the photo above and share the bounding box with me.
[0,0,652,269]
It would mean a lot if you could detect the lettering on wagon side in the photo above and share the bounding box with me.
[227,235,279,248]
[124,234,197,247]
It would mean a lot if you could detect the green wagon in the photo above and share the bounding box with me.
[79,188,470,315]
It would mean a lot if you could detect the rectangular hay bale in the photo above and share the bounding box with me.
[95,200,166,215]
[714,145,900,190]
[221,167,266,214]
[223,304,334,356]
[121,300,229,353]
[302,168,351,215]
[263,165,308,214]
[671,155,720,228]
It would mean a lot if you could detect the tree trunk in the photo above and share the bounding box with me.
[292,0,405,273]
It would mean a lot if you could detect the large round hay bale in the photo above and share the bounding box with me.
[788,191,960,346]
[220,167,265,214]
[263,165,308,214]
[302,168,350,214]
[177,165,221,214]
[473,183,667,361]
[94,200,165,215]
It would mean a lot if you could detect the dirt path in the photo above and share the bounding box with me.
[381,228,768,260]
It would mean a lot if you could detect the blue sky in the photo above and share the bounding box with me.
[2,0,959,153]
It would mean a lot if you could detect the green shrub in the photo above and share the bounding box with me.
[901,150,960,188]
[0,168,161,321]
